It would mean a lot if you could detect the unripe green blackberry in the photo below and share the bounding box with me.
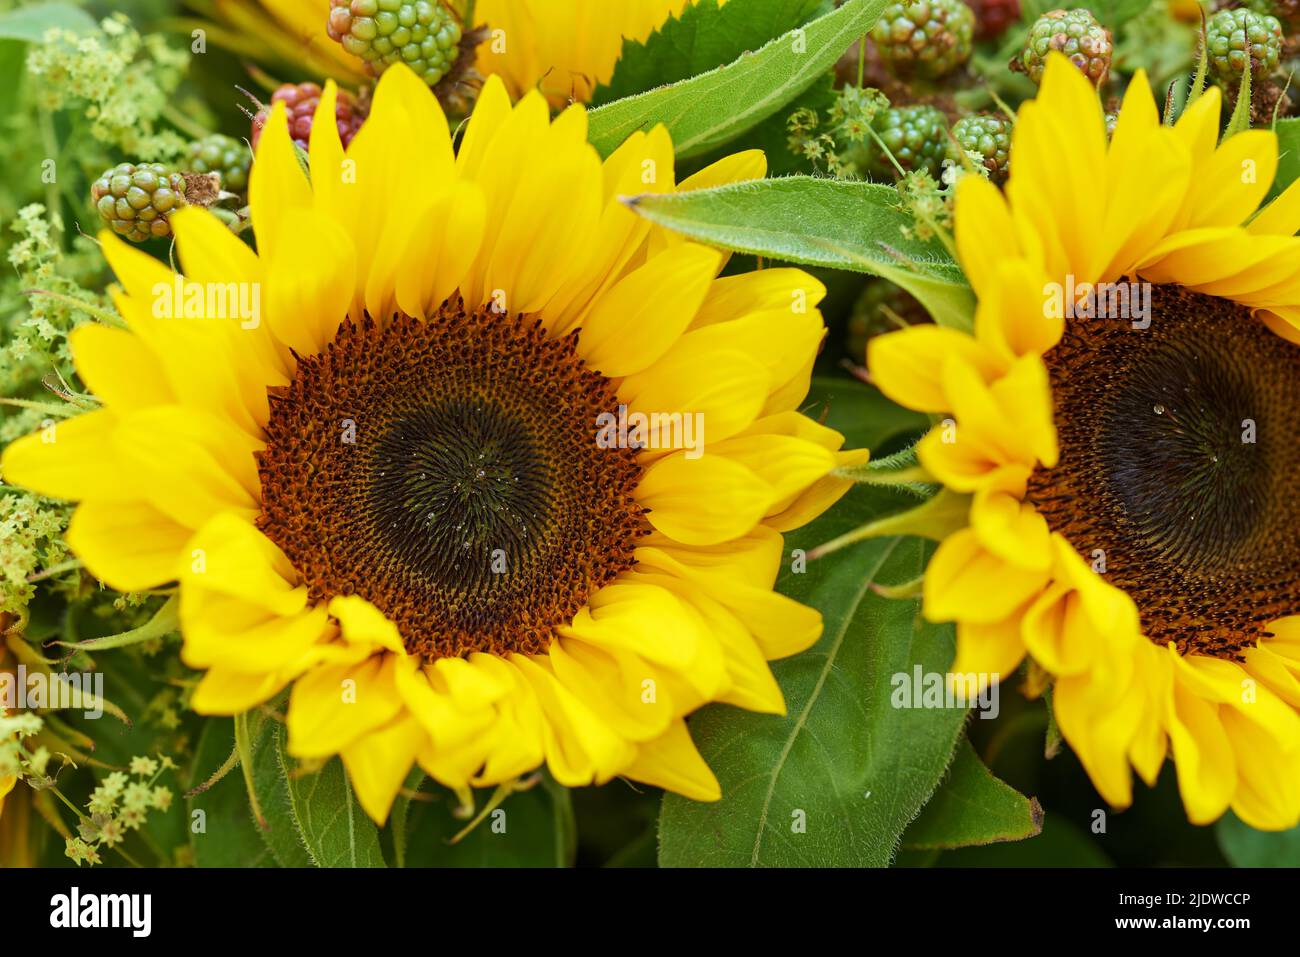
[327,0,463,87]
[950,113,1010,183]
[1015,8,1113,87]
[91,162,187,243]
[1206,9,1282,87]
[1247,0,1300,35]
[184,134,250,193]
[869,105,950,179]
[870,0,975,79]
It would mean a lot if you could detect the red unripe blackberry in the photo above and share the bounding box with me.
[250,82,366,152]
[965,0,1020,42]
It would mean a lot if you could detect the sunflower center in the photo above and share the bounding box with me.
[1025,285,1300,660]
[256,303,647,659]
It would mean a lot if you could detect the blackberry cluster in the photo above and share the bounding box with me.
[184,134,250,193]
[1015,8,1113,87]
[327,0,463,87]
[91,163,186,242]
[870,0,975,79]
[869,105,950,179]
[1205,8,1283,87]
[950,114,1011,183]
[250,82,366,152]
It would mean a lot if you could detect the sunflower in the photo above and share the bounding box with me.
[1,64,859,823]
[868,53,1300,830]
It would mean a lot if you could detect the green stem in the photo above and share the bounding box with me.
[0,397,78,418]
[46,783,91,822]
[832,463,933,486]
[26,558,83,583]
[39,109,62,247]
[233,711,268,830]
[24,288,127,329]
[448,773,540,844]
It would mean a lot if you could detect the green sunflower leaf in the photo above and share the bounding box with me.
[243,702,313,868]
[657,379,966,867]
[586,0,888,159]
[591,0,831,107]
[277,725,387,868]
[901,736,1043,851]
[1216,811,1300,867]
[1266,116,1300,203]
[625,176,974,328]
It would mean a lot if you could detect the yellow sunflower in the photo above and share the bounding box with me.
[868,53,1300,830]
[1,64,859,823]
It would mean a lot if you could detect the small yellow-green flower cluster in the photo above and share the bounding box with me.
[0,709,45,783]
[66,755,176,867]
[26,15,190,159]
[787,86,891,180]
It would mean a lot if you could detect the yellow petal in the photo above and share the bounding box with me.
[69,324,173,412]
[67,499,190,592]
[328,595,407,655]
[342,715,428,824]
[264,206,357,357]
[622,718,721,801]
[577,243,721,376]
[868,326,1004,412]
[287,652,404,758]
[637,453,773,545]
[1,410,130,503]
[923,528,1051,625]
[248,100,312,260]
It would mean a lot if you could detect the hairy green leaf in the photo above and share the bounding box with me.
[658,379,965,867]
[902,736,1043,850]
[1267,116,1300,204]
[586,0,888,158]
[244,702,313,867]
[278,726,387,868]
[626,176,974,328]
[593,0,830,106]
